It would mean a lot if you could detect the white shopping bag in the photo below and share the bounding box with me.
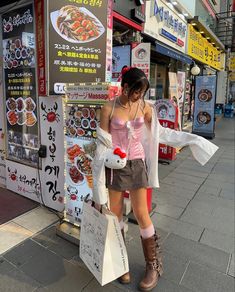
[79,201,129,286]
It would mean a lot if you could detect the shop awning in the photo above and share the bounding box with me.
[155,42,192,64]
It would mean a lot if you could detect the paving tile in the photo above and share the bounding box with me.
[0,222,33,255]
[174,167,209,178]
[181,262,234,292]
[20,248,69,285]
[197,185,221,197]
[0,257,15,273]
[155,203,184,219]
[152,191,190,208]
[32,225,59,248]
[151,213,203,242]
[13,207,58,234]
[180,208,235,236]
[161,177,201,192]
[200,229,235,253]
[207,173,234,183]
[166,172,206,185]
[228,254,234,277]
[83,278,125,292]
[46,235,79,261]
[0,266,40,292]
[34,288,49,292]
[43,260,93,292]
[194,193,234,210]
[4,239,45,267]
[202,179,234,190]
[157,183,196,199]
[153,278,194,292]
[161,251,189,284]
[163,234,230,273]
[220,188,235,200]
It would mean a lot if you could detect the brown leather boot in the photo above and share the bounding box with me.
[139,233,163,291]
[118,228,131,284]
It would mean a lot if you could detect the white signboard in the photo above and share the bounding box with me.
[6,160,40,201]
[40,96,65,211]
[131,43,151,80]
[144,0,187,53]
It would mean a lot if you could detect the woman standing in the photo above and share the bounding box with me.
[92,67,218,291]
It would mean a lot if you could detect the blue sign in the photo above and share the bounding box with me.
[153,0,186,37]
[155,42,192,64]
[192,75,217,138]
[160,28,177,43]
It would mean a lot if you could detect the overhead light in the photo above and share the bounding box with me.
[167,3,174,9]
[192,23,197,26]
[216,47,220,49]
[200,31,204,34]
[206,37,210,40]
[179,14,185,19]
[183,13,189,17]
[212,42,215,45]
[172,1,177,5]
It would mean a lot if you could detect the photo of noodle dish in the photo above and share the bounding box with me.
[50,5,105,43]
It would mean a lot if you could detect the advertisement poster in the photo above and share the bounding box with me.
[168,72,181,130]
[64,102,101,223]
[131,43,151,80]
[112,45,131,81]
[192,75,217,137]
[177,71,186,115]
[48,0,112,94]
[40,96,65,211]
[2,4,39,167]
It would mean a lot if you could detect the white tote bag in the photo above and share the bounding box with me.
[79,201,129,286]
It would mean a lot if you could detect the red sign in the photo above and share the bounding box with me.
[177,39,184,47]
[35,0,47,96]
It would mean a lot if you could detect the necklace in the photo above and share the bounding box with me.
[118,96,129,109]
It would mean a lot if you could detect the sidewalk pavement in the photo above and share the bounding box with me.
[0,117,234,292]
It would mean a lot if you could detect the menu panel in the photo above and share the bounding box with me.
[2,4,39,166]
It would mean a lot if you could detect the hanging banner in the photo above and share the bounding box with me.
[177,71,186,121]
[131,43,151,80]
[187,24,224,70]
[47,0,112,94]
[192,75,217,138]
[168,72,181,130]
[2,4,39,167]
[40,96,65,211]
[35,0,47,96]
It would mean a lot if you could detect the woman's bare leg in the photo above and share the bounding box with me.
[129,188,152,228]
[108,188,124,221]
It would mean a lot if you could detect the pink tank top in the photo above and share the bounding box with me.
[110,116,145,160]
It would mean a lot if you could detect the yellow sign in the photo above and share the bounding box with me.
[187,24,224,71]
[229,54,235,71]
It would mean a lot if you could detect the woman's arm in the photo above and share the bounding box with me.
[144,102,152,128]
[100,103,112,132]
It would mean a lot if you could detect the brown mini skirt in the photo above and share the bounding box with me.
[105,159,148,192]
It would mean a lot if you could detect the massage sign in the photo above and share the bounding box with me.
[48,0,112,94]
[2,4,39,166]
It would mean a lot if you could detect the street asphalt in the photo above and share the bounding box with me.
[0,116,234,292]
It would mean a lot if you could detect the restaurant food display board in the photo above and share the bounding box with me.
[1,4,39,167]
[48,0,113,95]
[64,83,116,224]
[192,75,217,139]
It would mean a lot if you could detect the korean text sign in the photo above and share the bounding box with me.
[48,0,112,94]
[187,24,224,71]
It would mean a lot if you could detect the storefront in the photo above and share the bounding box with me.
[0,0,112,214]
[111,0,146,81]
[143,0,192,129]
[187,18,226,138]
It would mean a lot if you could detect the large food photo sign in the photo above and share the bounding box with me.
[64,98,101,223]
[48,0,112,95]
[2,4,39,167]
[192,75,217,138]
